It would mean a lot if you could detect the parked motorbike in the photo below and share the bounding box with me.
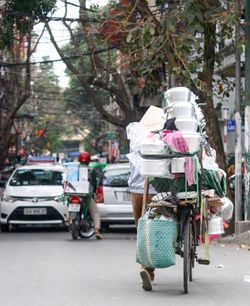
[66,192,95,240]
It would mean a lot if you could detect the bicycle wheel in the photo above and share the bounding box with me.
[189,218,196,282]
[183,215,192,294]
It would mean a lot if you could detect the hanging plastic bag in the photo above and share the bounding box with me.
[219,197,234,222]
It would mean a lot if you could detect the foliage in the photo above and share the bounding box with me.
[19,58,68,154]
[117,0,237,96]
[41,0,241,170]
[99,0,239,170]
[0,0,56,48]
[61,27,109,148]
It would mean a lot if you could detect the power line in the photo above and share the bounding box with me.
[0,46,116,67]
[5,10,99,23]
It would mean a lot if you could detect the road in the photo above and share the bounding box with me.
[0,226,250,306]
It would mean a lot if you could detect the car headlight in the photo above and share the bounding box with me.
[2,194,15,203]
[54,195,64,202]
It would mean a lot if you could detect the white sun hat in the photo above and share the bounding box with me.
[139,105,165,132]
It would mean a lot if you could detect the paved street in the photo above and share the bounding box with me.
[0,227,250,306]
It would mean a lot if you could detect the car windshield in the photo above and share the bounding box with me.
[103,167,130,187]
[9,169,63,186]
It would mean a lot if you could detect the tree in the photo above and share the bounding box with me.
[43,0,238,170]
[121,0,238,171]
[0,0,56,167]
[44,0,147,128]
[21,57,73,155]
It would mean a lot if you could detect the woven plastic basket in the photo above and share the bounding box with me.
[136,218,177,268]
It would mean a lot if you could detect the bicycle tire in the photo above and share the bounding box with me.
[183,215,191,294]
[189,219,195,282]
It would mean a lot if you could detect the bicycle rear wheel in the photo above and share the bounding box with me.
[189,217,196,282]
[183,215,192,294]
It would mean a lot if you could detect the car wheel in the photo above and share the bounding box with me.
[0,224,9,232]
[101,223,110,232]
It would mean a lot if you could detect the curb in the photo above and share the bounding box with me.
[218,230,250,246]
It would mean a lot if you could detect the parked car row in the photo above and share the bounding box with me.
[0,160,134,232]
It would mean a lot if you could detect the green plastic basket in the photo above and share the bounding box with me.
[136,218,177,268]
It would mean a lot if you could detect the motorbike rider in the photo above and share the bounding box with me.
[78,151,102,239]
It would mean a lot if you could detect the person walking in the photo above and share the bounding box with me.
[126,122,157,291]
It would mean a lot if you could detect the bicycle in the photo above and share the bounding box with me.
[176,196,198,293]
[141,151,209,294]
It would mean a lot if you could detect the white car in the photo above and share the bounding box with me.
[95,163,134,227]
[0,164,67,232]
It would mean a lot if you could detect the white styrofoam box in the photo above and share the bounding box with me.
[171,102,195,118]
[140,134,169,155]
[164,87,192,104]
[171,157,186,173]
[139,158,172,177]
[182,132,202,153]
[64,181,90,194]
[175,117,198,132]
[79,167,88,181]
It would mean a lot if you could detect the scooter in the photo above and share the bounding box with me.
[64,163,95,240]
[66,191,95,240]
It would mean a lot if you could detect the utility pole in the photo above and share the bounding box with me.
[235,0,242,230]
[245,0,250,221]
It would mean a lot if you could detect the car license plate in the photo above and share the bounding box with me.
[24,208,47,215]
[68,204,80,212]
[123,192,131,201]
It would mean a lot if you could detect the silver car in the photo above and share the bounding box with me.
[95,163,134,227]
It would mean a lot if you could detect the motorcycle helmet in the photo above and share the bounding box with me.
[79,151,91,164]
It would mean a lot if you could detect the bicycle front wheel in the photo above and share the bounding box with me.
[183,215,192,294]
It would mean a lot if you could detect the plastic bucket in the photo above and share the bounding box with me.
[208,216,224,235]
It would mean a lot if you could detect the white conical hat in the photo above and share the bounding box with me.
[139,105,165,132]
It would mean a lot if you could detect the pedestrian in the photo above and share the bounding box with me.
[126,122,157,291]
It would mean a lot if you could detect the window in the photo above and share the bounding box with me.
[9,169,63,186]
[103,167,130,187]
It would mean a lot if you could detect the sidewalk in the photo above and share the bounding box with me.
[218,230,250,246]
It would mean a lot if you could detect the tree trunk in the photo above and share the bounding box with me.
[204,96,227,170]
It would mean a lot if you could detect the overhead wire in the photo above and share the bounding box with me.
[5,11,99,23]
[0,45,116,67]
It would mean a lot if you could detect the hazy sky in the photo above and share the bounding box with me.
[34,0,109,87]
